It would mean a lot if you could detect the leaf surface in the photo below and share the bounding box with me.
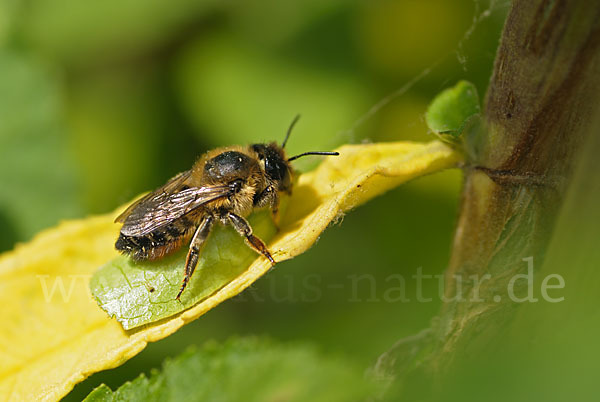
[425,80,480,144]
[0,140,460,401]
[83,337,375,402]
[91,210,277,329]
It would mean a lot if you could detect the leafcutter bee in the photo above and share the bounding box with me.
[115,116,338,300]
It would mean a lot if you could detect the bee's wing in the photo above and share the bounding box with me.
[117,172,233,237]
[115,170,192,224]
[118,185,233,236]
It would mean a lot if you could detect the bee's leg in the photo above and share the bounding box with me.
[271,207,280,229]
[176,215,214,301]
[227,212,276,265]
[270,194,281,230]
[253,187,280,229]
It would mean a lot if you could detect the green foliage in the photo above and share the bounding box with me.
[0,51,81,242]
[425,80,480,145]
[91,210,276,329]
[0,0,510,400]
[175,35,368,161]
[84,337,375,402]
[18,0,219,65]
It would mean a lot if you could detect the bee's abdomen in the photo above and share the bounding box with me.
[115,221,193,261]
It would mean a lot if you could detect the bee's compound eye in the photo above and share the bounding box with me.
[264,157,283,180]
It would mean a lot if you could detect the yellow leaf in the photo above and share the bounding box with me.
[0,140,460,401]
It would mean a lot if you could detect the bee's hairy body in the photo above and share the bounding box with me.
[115,116,337,300]
[115,215,197,261]
[115,142,296,299]
[117,145,281,257]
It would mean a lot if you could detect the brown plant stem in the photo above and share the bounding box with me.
[432,0,600,372]
[372,0,600,394]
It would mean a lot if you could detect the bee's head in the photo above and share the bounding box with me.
[252,115,339,194]
[251,143,293,193]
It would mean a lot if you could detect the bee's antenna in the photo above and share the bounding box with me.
[287,151,339,162]
[281,114,301,149]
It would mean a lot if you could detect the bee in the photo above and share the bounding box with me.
[115,115,338,300]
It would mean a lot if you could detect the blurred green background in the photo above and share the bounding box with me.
[0,0,510,400]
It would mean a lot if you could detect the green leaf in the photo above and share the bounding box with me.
[83,337,376,402]
[90,141,460,330]
[425,80,480,144]
[90,210,277,330]
[0,140,459,401]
